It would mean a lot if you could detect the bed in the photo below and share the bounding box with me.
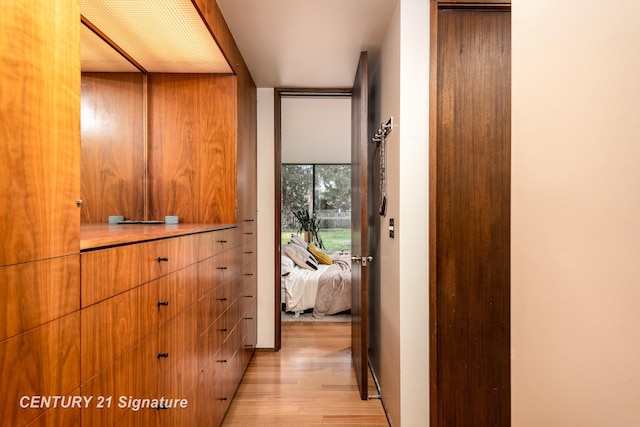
[281,238,352,319]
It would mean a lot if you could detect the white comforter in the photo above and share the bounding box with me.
[282,253,352,317]
[282,263,333,313]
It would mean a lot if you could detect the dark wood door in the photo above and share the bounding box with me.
[350,51,370,401]
[432,5,511,426]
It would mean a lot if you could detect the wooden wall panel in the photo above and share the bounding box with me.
[80,72,145,223]
[433,6,511,426]
[236,60,258,223]
[0,0,80,265]
[147,73,237,224]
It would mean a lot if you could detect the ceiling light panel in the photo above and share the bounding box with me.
[81,24,141,72]
[81,0,232,73]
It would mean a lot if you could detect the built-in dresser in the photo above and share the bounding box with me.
[78,223,257,426]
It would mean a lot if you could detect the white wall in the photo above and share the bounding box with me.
[397,0,430,424]
[370,3,402,423]
[370,1,430,425]
[256,88,275,348]
[512,1,640,425]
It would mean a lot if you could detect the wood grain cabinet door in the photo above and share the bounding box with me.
[0,313,80,426]
[0,256,79,341]
[0,0,80,266]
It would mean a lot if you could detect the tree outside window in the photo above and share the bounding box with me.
[282,164,351,251]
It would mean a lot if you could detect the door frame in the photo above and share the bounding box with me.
[273,87,352,351]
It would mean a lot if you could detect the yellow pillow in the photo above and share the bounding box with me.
[309,244,332,265]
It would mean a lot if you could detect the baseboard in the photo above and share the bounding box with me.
[369,356,395,427]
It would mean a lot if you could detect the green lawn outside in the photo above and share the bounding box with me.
[282,228,351,252]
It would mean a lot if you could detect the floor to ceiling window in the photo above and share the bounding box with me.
[281,163,351,251]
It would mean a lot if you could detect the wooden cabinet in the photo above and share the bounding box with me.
[0,313,81,426]
[76,226,253,426]
[0,0,80,267]
[240,234,258,369]
[1,1,82,426]
[2,1,257,425]
[235,52,258,379]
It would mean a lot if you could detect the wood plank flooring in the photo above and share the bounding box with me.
[221,322,389,426]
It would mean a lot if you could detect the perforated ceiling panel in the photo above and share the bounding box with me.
[81,0,232,73]
[81,24,141,72]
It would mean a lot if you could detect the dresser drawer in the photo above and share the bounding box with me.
[81,245,139,307]
[241,240,257,265]
[80,286,156,382]
[80,334,158,426]
[158,347,198,405]
[213,249,239,287]
[197,280,232,334]
[155,264,198,327]
[157,304,198,369]
[139,234,197,284]
[197,227,238,260]
[196,250,238,300]
[197,324,223,373]
[158,381,197,426]
[240,223,257,243]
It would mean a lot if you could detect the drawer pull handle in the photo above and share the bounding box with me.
[217,239,227,243]
[157,301,169,307]
[245,317,254,320]
[157,405,169,410]
[244,219,255,223]
[245,251,254,254]
[245,232,254,235]
[219,328,227,332]
[219,297,228,302]
[244,273,254,276]
[218,359,228,363]
[218,397,228,401]
[157,257,169,263]
[245,295,254,298]
[245,344,254,348]
[157,352,169,358]
[217,266,228,270]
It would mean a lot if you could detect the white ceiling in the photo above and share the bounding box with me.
[216,0,398,88]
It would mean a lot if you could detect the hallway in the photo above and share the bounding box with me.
[222,322,389,426]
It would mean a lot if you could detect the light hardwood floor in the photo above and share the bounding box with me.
[222,322,389,426]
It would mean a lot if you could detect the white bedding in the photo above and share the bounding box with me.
[281,252,352,316]
[282,263,333,313]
